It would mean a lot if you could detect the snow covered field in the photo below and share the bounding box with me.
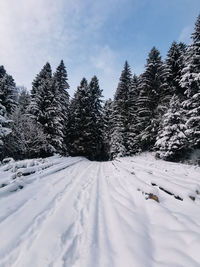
[0,154,200,267]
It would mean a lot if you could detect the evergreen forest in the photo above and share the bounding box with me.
[1,14,200,162]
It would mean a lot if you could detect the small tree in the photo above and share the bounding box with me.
[4,111,49,159]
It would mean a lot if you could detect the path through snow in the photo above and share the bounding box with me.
[0,154,200,267]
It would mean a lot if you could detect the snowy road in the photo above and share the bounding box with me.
[0,154,200,267]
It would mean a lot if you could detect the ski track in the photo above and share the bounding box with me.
[0,155,200,267]
[0,159,83,224]
[0,161,92,267]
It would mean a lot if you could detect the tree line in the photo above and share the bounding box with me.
[0,14,200,161]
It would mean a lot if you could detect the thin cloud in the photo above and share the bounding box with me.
[0,0,126,95]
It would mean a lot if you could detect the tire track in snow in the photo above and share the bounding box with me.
[59,163,100,267]
[100,162,155,267]
[80,162,151,267]
[0,161,93,267]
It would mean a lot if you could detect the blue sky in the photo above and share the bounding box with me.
[0,0,199,99]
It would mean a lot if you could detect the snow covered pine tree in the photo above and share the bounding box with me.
[110,61,132,158]
[69,77,103,160]
[29,62,66,155]
[155,95,187,161]
[0,65,17,159]
[180,14,200,150]
[136,47,170,151]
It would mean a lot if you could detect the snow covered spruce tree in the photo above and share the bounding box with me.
[87,76,104,159]
[180,14,200,149]
[68,76,103,160]
[0,66,17,115]
[4,88,49,159]
[17,87,31,113]
[110,61,132,158]
[155,95,188,161]
[136,47,170,151]
[68,78,89,157]
[29,62,65,155]
[0,65,17,159]
[0,102,11,159]
[52,60,70,154]
[166,41,187,96]
[126,74,140,154]
[102,98,113,160]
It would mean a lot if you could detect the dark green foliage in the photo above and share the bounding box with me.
[17,87,31,113]
[68,78,90,157]
[87,76,104,160]
[126,74,140,154]
[51,60,70,154]
[29,62,53,126]
[136,47,170,150]
[0,65,17,159]
[29,62,69,154]
[155,95,188,161]
[102,99,113,160]
[0,65,17,115]
[166,41,187,96]
[69,76,103,160]
[110,61,132,158]
[180,14,200,149]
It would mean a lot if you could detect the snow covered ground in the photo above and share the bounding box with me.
[0,153,200,267]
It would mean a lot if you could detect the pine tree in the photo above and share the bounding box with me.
[69,76,103,160]
[126,74,140,154]
[102,99,113,160]
[51,60,70,154]
[4,86,49,159]
[0,102,11,159]
[0,65,17,115]
[29,62,52,125]
[52,60,69,119]
[110,61,132,158]
[0,66,6,82]
[68,78,91,157]
[4,111,49,159]
[180,14,200,148]
[136,47,170,150]
[17,87,31,113]
[0,65,17,159]
[29,62,63,154]
[87,76,104,159]
[155,95,188,161]
[109,116,126,158]
[166,41,187,96]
